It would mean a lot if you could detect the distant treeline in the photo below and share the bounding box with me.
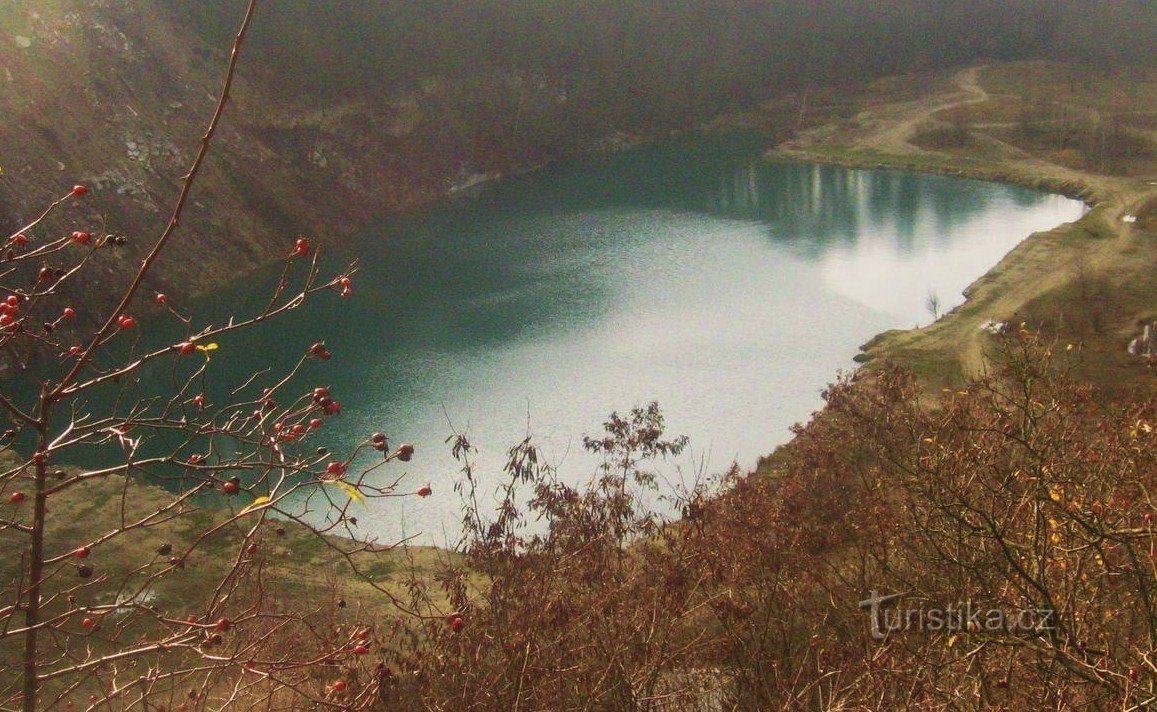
[170,0,1155,124]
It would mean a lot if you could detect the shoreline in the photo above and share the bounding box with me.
[757,63,1155,403]
[8,61,1153,521]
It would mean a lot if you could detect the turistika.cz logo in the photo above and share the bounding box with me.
[858,590,1056,641]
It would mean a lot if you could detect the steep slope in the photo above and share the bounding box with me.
[0,1,486,314]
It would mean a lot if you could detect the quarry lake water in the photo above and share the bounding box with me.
[52,133,1090,544]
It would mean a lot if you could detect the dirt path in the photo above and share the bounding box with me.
[861,66,990,153]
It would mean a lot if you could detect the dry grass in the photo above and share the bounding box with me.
[0,452,460,641]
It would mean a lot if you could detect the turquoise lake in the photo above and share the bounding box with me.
[33,133,1089,545]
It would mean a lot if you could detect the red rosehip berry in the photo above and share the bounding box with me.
[322,400,342,416]
[71,185,88,197]
[192,394,205,408]
[292,238,310,257]
[117,315,135,330]
[331,680,346,693]
[62,307,76,320]
[70,231,91,245]
[215,617,231,632]
[309,418,323,430]
[339,277,352,288]
[68,345,83,356]
[81,617,95,630]
[155,293,168,305]
[312,386,330,401]
[448,615,465,632]
[74,546,90,559]
[222,481,239,495]
[309,342,331,360]
[0,314,14,327]
[12,234,28,246]
[177,341,196,355]
[187,454,203,465]
[9,491,25,504]
[326,461,347,477]
[353,644,369,655]
[417,485,432,497]
[38,267,53,282]
[5,296,18,309]
[246,543,258,555]
[393,444,415,462]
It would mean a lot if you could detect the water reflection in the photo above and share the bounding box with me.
[706,160,1011,254]
[694,155,1084,322]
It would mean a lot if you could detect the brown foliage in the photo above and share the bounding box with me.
[375,330,1153,711]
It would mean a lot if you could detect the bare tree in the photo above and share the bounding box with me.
[925,290,941,320]
[0,2,419,708]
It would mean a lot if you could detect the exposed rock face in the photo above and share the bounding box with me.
[0,2,588,314]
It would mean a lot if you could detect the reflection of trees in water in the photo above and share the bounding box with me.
[711,162,763,217]
[703,161,1026,258]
